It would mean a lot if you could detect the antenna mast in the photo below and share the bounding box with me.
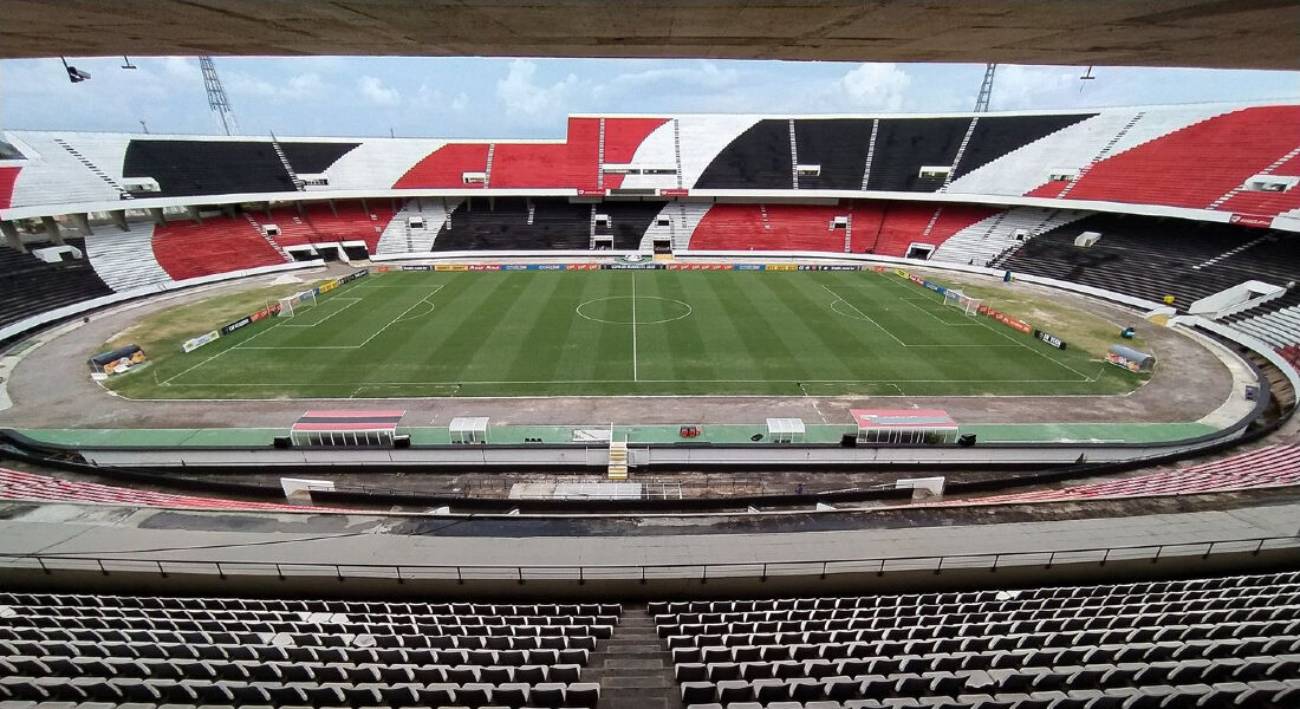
[200,56,239,136]
[973,63,997,113]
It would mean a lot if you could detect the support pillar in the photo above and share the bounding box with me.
[149,208,167,225]
[186,206,203,224]
[71,213,92,236]
[40,216,64,245]
[360,198,369,215]
[110,210,129,231]
[328,199,338,217]
[0,221,24,252]
[295,201,306,217]
[221,204,237,219]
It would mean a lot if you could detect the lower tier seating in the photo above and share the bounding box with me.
[996,214,1300,310]
[433,197,658,251]
[151,215,287,281]
[0,592,620,708]
[0,468,340,513]
[653,571,1300,709]
[0,240,113,329]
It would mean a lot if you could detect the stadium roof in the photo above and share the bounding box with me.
[3,1,1299,70]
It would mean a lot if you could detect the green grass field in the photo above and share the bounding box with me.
[105,269,1146,399]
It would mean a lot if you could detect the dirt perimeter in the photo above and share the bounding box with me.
[0,264,1235,431]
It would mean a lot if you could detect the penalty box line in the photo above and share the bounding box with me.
[162,285,444,385]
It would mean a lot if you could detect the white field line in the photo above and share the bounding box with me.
[164,284,443,383]
[820,284,907,347]
[631,274,639,382]
[280,297,362,328]
[163,376,1093,387]
[876,274,1095,382]
[894,295,980,327]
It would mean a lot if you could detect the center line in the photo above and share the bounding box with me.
[631,273,639,382]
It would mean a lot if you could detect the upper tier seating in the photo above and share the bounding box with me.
[996,214,1300,309]
[653,571,1300,709]
[0,468,340,513]
[432,198,657,251]
[931,207,1088,267]
[0,591,619,708]
[1062,106,1300,210]
[0,240,113,329]
[123,140,296,198]
[151,214,287,281]
[695,120,792,190]
[866,118,970,192]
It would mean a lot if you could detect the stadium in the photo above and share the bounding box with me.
[0,3,1299,709]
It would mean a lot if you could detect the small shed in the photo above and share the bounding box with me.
[765,417,806,444]
[290,409,405,448]
[851,408,959,445]
[1107,344,1156,372]
[450,416,490,444]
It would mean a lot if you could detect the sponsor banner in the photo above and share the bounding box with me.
[467,264,495,271]
[182,330,221,353]
[922,280,946,294]
[871,265,888,273]
[220,316,252,336]
[607,262,660,270]
[295,290,317,304]
[1034,329,1068,350]
[1229,213,1273,229]
[659,188,689,197]
[317,280,339,294]
[375,265,392,273]
[251,304,278,322]
[908,274,925,286]
[501,264,530,271]
[567,263,602,271]
[338,269,369,284]
[766,263,798,272]
[575,188,606,197]
[534,264,565,270]
[733,263,765,271]
[401,264,432,271]
[821,264,861,271]
[893,268,910,278]
[435,263,469,272]
[979,304,1034,334]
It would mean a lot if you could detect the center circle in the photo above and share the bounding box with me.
[576,296,694,325]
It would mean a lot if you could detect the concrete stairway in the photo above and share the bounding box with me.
[584,605,681,709]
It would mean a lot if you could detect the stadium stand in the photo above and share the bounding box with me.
[81,221,173,292]
[151,214,288,281]
[375,198,461,254]
[931,207,1088,267]
[280,141,361,175]
[0,468,339,513]
[995,214,1300,308]
[792,119,872,191]
[968,445,1300,505]
[432,198,658,251]
[123,139,298,198]
[1059,106,1300,210]
[0,166,18,210]
[0,239,113,328]
[1227,304,1300,350]
[866,118,971,192]
[394,143,491,190]
[947,114,1095,183]
[0,590,618,708]
[4,132,125,207]
[695,120,795,190]
[653,571,1300,709]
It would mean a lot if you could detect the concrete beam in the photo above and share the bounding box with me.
[40,216,63,245]
[70,213,92,236]
[186,206,203,224]
[0,221,24,252]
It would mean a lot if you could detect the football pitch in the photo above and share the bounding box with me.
[111,269,1142,399]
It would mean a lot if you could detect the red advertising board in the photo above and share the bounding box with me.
[1229,213,1273,229]
[576,188,607,197]
[659,188,689,197]
[978,304,1033,334]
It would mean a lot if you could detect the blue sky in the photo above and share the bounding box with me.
[2,56,1299,139]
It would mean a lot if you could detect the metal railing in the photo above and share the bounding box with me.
[0,535,1294,585]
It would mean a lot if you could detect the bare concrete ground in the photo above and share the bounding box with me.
[0,265,1235,430]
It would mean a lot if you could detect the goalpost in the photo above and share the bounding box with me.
[943,289,982,316]
[277,289,317,318]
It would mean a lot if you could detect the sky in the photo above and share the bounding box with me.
[2,56,1299,139]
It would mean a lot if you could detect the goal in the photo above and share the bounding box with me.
[277,289,317,318]
[943,289,982,316]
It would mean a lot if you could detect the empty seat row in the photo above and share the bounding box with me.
[0,594,619,617]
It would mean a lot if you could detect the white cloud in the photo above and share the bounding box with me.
[358,76,400,106]
[987,65,1084,110]
[838,63,912,111]
[450,92,469,112]
[496,59,580,117]
[283,73,326,100]
[596,61,741,99]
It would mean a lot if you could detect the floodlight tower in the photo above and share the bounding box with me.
[973,63,997,113]
[199,56,239,136]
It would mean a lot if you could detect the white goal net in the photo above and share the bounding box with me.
[943,289,982,316]
[277,289,317,318]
